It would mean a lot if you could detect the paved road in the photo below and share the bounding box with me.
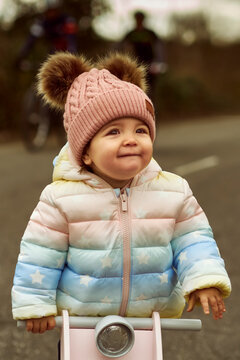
[0,115,239,359]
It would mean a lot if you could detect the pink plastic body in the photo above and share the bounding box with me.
[60,311,163,360]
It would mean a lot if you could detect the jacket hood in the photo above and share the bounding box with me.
[52,143,162,188]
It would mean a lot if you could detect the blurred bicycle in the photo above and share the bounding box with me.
[16,2,77,151]
[21,81,65,151]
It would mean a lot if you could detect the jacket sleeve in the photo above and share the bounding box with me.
[12,184,69,320]
[171,179,231,301]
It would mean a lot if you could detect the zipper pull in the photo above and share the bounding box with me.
[120,192,128,212]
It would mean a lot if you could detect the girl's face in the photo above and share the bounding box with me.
[82,117,153,188]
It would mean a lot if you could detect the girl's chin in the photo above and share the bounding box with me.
[119,163,144,174]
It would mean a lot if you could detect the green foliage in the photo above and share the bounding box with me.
[155,73,209,116]
[154,68,239,121]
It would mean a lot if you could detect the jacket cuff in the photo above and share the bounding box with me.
[182,275,231,302]
[12,304,57,320]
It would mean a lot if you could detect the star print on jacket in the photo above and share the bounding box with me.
[30,270,45,284]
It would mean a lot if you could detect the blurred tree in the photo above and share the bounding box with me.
[169,13,210,45]
[0,0,110,30]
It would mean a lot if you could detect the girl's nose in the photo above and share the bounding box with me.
[122,135,137,146]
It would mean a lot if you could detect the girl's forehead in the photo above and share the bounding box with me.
[103,117,147,128]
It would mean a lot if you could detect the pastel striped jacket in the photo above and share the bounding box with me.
[12,144,231,320]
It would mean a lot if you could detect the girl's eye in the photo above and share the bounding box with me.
[136,128,149,134]
[106,128,120,135]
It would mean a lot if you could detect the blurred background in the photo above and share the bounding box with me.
[1,0,240,140]
[0,1,239,359]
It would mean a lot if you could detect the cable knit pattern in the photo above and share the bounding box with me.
[11,144,231,320]
[62,68,155,165]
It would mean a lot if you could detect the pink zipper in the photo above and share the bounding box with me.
[118,190,131,316]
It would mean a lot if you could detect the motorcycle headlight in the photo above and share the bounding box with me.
[95,316,135,358]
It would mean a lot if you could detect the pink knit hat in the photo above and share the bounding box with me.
[37,52,156,165]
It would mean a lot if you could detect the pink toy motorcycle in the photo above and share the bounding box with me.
[18,310,201,359]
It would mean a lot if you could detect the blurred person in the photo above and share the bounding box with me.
[16,3,78,70]
[11,53,231,339]
[122,10,167,103]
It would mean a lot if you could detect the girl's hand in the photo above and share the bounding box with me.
[187,287,226,320]
[26,316,56,333]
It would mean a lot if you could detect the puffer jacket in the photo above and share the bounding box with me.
[12,144,231,320]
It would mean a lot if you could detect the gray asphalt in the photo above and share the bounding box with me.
[1,115,239,359]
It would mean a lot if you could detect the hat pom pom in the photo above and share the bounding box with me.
[97,52,148,92]
[37,52,92,109]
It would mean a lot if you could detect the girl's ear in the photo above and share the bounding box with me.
[82,152,92,166]
[96,52,148,92]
